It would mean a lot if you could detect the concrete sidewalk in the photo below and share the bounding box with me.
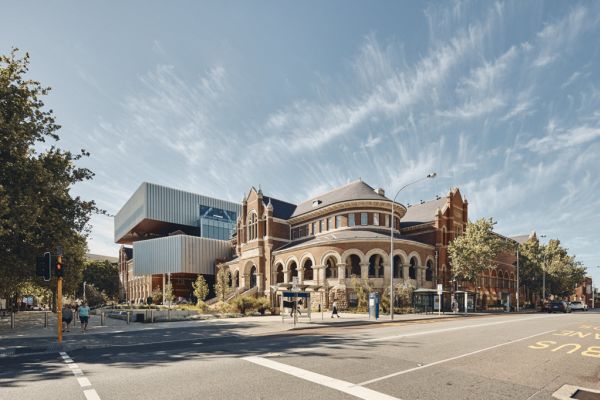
[0,309,515,358]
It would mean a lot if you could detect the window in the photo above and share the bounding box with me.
[329,217,334,230]
[311,222,316,235]
[373,213,379,226]
[385,215,390,227]
[348,213,355,226]
[320,219,325,232]
[335,215,342,228]
[360,213,368,225]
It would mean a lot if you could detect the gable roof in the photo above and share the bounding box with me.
[400,197,447,228]
[291,180,389,218]
[262,196,297,220]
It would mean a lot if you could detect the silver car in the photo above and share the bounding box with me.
[570,301,588,311]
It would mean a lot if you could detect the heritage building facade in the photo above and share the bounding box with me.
[220,180,520,311]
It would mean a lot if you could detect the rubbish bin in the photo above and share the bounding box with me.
[135,313,145,322]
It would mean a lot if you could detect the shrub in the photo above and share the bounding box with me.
[256,297,270,315]
[232,296,257,315]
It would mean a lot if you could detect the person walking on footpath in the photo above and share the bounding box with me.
[331,301,340,318]
[62,304,73,332]
[78,301,90,333]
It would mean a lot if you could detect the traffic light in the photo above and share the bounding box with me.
[53,255,64,278]
[36,252,51,281]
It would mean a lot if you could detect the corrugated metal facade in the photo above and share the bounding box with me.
[114,182,241,242]
[132,235,233,276]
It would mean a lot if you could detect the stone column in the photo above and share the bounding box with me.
[337,263,346,284]
[298,268,305,283]
[283,269,290,284]
[360,262,369,279]
[242,274,250,290]
[418,266,426,288]
[256,273,264,291]
[403,264,409,281]
[315,265,325,283]
[383,262,390,281]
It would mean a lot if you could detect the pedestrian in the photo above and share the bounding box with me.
[78,301,90,333]
[331,301,340,318]
[62,304,73,332]
[452,299,459,314]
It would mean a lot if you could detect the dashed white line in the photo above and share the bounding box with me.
[83,389,101,400]
[77,377,92,387]
[244,355,401,400]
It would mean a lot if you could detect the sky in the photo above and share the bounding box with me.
[2,1,600,283]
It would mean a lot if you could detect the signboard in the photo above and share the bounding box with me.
[292,277,299,292]
[434,296,440,310]
[283,291,309,298]
[437,284,443,295]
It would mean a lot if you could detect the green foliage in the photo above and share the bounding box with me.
[447,218,510,282]
[255,296,270,315]
[214,267,231,302]
[0,49,100,308]
[81,260,119,300]
[84,284,106,308]
[231,295,257,315]
[151,286,163,305]
[350,275,372,311]
[192,275,209,305]
[164,282,174,305]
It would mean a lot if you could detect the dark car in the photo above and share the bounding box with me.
[548,301,571,313]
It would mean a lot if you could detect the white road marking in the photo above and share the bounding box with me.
[244,355,401,400]
[59,351,67,356]
[72,368,84,376]
[68,363,79,369]
[364,315,561,343]
[77,377,92,387]
[358,329,555,386]
[64,358,74,363]
[83,389,101,400]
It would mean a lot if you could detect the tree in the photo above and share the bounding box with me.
[214,267,231,302]
[543,239,586,298]
[447,218,510,282]
[80,260,119,300]
[0,49,100,309]
[517,236,543,302]
[192,275,209,305]
[151,286,163,305]
[164,282,174,306]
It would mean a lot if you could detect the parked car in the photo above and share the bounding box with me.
[548,301,572,313]
[569,301,588,311]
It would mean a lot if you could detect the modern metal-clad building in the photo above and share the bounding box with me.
[114,182,241,303]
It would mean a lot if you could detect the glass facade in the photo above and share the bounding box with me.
[199,205,237,241]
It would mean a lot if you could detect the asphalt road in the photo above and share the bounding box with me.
[1,312,599,400]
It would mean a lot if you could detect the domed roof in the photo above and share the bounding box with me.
[291,180,390,218]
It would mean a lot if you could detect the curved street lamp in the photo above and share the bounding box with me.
[390,172,437,320]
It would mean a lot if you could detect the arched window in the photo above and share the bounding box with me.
[233,270,239,288]
[275,264,284,284]
[250,266,257,288]
[347,254,361,277]
[247,212,258,241]
[426,260,433,281]
[303,258,314,281]
[393,255,403,278]
[290,262,298,279]
[325,257,337,278]
[409,257,418,279]
[368,254,384,278]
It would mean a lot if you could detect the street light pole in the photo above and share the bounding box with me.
[516,244,520,312]
[539,235,547,303]
[390,172,437,320]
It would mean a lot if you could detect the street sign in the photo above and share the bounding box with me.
[437,284,443,295]
[292,276,299,292]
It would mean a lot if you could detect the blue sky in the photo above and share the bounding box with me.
[3,1,600,282]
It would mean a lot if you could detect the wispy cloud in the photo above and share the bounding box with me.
[524,125,600,154]
[361,134,382,149]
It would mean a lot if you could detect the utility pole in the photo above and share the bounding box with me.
[55,248,64,344]
[516,245,520,312]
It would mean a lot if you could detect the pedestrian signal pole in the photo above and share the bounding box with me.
[55,252,63,344]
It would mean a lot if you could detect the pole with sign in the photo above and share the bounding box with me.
[437,284,443,315]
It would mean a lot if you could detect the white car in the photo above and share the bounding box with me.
[570,301,588,311]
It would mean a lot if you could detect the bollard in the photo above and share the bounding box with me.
[151,309,154,323]
[11,312,15,329]
[127,311,130,325]
[101,312,104,326]
[45,311,49,328]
